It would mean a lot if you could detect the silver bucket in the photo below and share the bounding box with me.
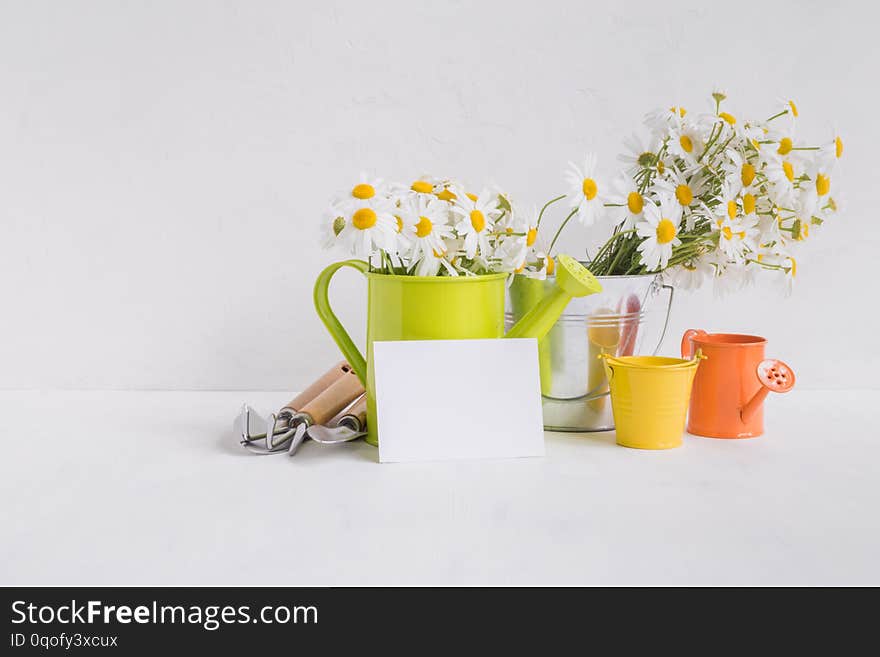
[505,271,674,431]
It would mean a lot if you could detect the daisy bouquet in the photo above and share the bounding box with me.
[322,176,532,276]
[526,90,844,292]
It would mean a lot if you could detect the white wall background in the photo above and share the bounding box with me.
[1,0,877,391]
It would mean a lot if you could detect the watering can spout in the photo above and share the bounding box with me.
[740,358,796,423]
[505,255,602,342]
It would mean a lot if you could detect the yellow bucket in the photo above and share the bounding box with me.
[600,354,703,450]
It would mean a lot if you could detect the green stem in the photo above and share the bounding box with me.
[766,109,789,122]
[605,235,634,275]
[547,208,578,256]
[536,195,566,229]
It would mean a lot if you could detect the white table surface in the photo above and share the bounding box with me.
[1,390,877,586]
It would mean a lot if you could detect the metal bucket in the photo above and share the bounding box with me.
[505,272,674,431]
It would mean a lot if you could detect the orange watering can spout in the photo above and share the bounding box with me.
[741,358,796,423]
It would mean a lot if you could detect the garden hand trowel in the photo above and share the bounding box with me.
[307,395,368,444]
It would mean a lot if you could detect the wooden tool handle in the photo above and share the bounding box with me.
[342,395,368,427]
[283,361,350,412]
[301,370,365,426]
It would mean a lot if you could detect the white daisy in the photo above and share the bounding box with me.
[717,214,759,264]
[764,153,799,206]
[636,194,682,272]
[664,254,715,291]
[653,166,706,211]
[408,176,441,196]
[765,120,797,159]
[335,201,398,259]
[819,133,844,169]
[713,183,741,228]
[618,133,659,172]
[721,148,758,196]
[667,116,703,166]
[496,233,529,273]
[806,164,833,200]
[450,188,501,259]
[644,106,687,140]
[401,194,455,271]
[564,154,603,226]
[565,153,603,226]
[606,173,646,229]
[774,97,800,122]
[335,173,385,213]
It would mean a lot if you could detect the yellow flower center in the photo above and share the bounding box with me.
[722,226,733,240]
[743,193,756,215]
[719,112,736,125]
[352,183,375,200]
[415,216,433,237]
[470,210,486,232]
[727,200,738,221]
[581,178,598,200]
[679,135,694,154]
[788,100,799,118]
[466,192,478,202]
[432,248,446,258]
[395,215,403,233]
[435,188,457,202]
[670,106,686,117]
[411,181,433,194]
[835,136,844,158]
[545,256,555,275]
[777,137,793,155]
[741,163,756,186]
[352,208,377,230]
[751,139,761,151]
[790,257,797,277]
[627,191,644,214]
[816,173,830,196]
[828,197,838,211]
[526,227,538,246]
[782,160,794,182]
[656,218,676,244]
[657,160,665,174]
[514,263,525,274]
[675,184,693,206]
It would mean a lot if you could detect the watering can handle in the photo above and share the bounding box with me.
[681,328,708,360]
[650,284,676,356]
[313,260,370,386]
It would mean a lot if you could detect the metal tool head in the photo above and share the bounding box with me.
[286,424,309,456]
[234,404,269,444]
[757,359,795,393]
[306,422,367,444]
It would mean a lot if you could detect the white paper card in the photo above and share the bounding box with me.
[373,338,545,463]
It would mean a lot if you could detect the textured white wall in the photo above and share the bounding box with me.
[1,0,877,390]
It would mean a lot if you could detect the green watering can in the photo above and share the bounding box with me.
[313,254,602,446]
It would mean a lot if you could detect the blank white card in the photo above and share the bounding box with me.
[372,338,545,463]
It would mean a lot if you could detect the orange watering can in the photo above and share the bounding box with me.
[681,329,795,439]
